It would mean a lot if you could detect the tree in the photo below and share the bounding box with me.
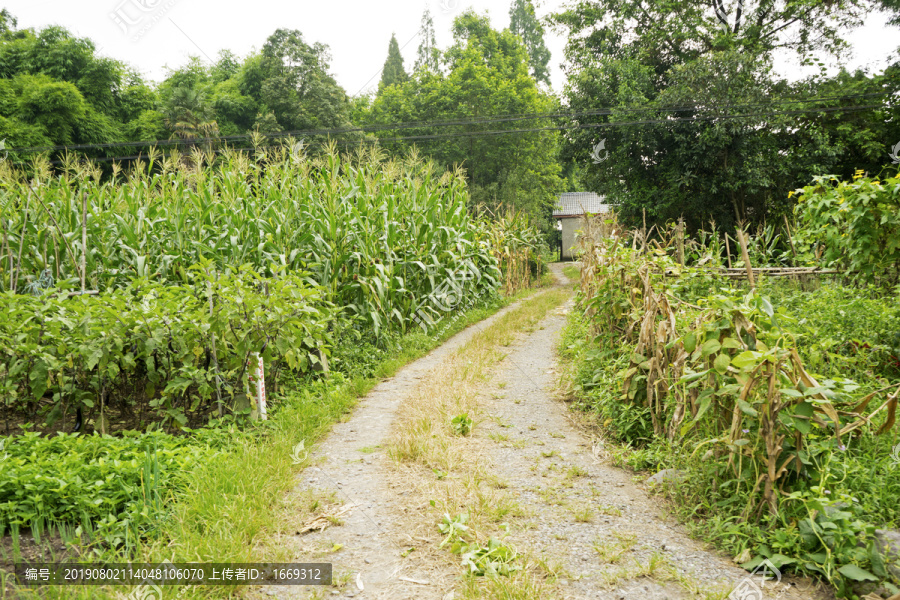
[550,0,886,230]
[414,9,441,73]
[551,0,870,75]
[0,16,161,160]
[369,11,563,226]
[163,86,219,145]
[380,34,409,89]
[0,8,16,35]
[508,0,551,86]
[258,29,353,132]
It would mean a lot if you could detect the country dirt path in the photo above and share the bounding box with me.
[249,264,833,600]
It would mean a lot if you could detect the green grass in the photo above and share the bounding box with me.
[562,265,580,281]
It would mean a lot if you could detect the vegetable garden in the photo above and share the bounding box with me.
[0,143,547,591]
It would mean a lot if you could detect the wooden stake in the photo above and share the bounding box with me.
[724,233,733,269]
[2,218,9,292]
[642,207,647,252]
[81,193,87,294]
[736,228,755,289]
[676,218,685,266]
[208,273,224,418]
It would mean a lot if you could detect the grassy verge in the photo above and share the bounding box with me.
[387,287,571,599]
[562,264,580,281]
[3,287,544,600]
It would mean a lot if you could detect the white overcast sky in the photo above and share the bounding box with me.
[1,0,897,96]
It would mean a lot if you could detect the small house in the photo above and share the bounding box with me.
[553,192,611,260]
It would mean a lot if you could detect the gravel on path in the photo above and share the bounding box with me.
[248,264,834,600]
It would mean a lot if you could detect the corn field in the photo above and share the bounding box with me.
[575,215,899,519]
[0,144,525,335]
[0,143,546,432]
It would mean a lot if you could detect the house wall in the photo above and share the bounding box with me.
[560,217,585,259]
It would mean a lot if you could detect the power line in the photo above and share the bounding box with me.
[13,102,884,166]
[4,90,893,156]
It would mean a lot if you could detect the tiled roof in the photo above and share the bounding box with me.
[552,192,610,217]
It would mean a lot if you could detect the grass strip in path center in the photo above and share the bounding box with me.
[387,287,572,598]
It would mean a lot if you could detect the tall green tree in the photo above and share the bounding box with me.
[0,9,16,34]
[508,0,551,86]
[380,34,409,89]
[164,86,219,143]
[257,28,353,132]
[414,9,441,73]
[369,11,562,226]
[0,16,155,158]
[550,0,886,230]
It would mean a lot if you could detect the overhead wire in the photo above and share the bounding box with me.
[10,101,886,166]
[3,90,894,157]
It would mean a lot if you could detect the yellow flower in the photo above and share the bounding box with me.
[787,191,795,198]
[838,198,844,204]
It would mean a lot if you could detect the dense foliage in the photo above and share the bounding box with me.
[0,429,231,547]
[0,268,331,433]
[564,219,900,597]
[795,171,900,285]
[0,145,552,439]
[550,0,900,231]
[0,146,501,335]
[364,9,564,227]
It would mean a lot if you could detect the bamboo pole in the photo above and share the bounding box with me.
[676,218,685,266]
[207,273,223,418]
[642,207,647,253]
[736,228,756,289]
[81,193,87,294]
[2,218,9,292]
